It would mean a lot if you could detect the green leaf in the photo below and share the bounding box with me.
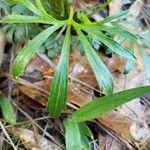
[140,47,150,81]
[124,59,135,74]
[98,24,137,42]
[124,41,135,74]
[71,86,150,122]
[35,0,56,20]
[21,0,42,16]
[1,14,55,24]
[76,30,113,95]
[12,24,63,78]
[64,119,82,150]
[98,11,128,24]
[0,93,16,124]
[6,27,15,43]
[81,135,91,150]
[85,29,135,61]
[78,122,92,137]
[47,25,71,118]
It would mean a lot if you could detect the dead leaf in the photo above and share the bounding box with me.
[9,127,62,150]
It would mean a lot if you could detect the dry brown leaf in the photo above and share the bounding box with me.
[8,127,62,150]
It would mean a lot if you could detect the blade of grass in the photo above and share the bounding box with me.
[12,24,64,78]
[71,86,150,122]
[76,30,113,95]
[47,25,71,118]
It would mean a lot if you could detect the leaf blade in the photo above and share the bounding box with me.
[84,29,135,61]
[71,86,150,122]
[1,14,55,24]
[77,30,113,95]
[98,11,128,24]
[21,0,41,16]
[0,93,16,124]
[47,25,71,118]
[98,24,137,42]
[12,24,63,78]
[64,119,82,150]
[78,122,92,137]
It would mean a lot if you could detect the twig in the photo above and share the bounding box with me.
[0,121,17,150]
[12,102,61,146]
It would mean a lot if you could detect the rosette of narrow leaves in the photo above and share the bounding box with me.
[1,0,138,118]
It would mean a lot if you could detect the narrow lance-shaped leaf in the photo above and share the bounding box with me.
[47,25,71,118]
[98,10,128,24]
[81,135,91,150]
[76,30,113,95]
[64,119,82,150]
[12,24,63,78]
[1,14,55,24]
[0,92,16,124]
[78,122,92,137]
[97,24,137,42]
[84,29,135,61]
[71,86,150,122]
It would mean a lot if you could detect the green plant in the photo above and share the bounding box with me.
[0,92,16,124]
[1,1,150,149]
[1,0,138,118]
[64,86,150,149]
